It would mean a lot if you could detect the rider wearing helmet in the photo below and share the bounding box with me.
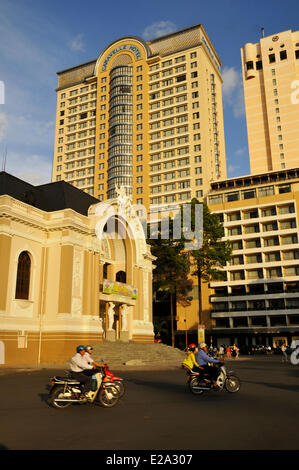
[195,342,223,388]
[83,345,105,372]
[181,344,203,373]
[69,345,95,397]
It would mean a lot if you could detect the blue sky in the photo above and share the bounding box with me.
[0,0,298,184]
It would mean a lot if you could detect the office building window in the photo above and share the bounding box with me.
[278,184,291,194]
[241,189,256,200]
[15,252,31,300]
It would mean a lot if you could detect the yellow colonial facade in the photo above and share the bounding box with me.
[241,29,299,175]
[52,24,227,213]
[0,173,154,367]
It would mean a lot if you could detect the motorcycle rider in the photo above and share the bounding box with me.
[182,344,204,373]
[69,345,95,398]
[83,345,105,374]
[195,342,223,388]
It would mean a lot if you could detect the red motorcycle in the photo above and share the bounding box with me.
[102,363,125,398]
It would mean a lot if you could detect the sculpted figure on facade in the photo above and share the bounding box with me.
[115,184,132,215]
[107,302,115,330]
[120,304,128,331]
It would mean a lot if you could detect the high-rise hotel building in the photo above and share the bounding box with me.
[52,24,226,211]
[241,29,299,175]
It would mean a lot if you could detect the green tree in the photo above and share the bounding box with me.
[153,318,169,341]
[148,221,193,347]
[189,199,232,324]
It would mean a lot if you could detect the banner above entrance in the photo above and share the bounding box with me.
[103,279,138,299]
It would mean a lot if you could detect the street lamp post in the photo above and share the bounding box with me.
[184,296,193,348]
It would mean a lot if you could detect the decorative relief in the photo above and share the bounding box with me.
[120,304,128,331]
[107,302,116,330]
[72,248,83,317]
[102,237,111,259]
[11,300,34,318]
[143,274,149,322]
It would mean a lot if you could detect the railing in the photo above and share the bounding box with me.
[211,305,299,314]
[210,289,299,299]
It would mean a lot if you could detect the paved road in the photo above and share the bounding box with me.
[0,356,298,451]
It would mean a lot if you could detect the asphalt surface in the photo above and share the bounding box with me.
[0,356,298,452]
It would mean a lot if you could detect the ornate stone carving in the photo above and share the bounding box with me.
[72,248,82,316]
[107,302,115,330]
[120,304,128,331]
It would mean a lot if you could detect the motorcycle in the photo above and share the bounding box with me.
[101,363,125,398]
[184,363,241,395]
[49,369,119,409]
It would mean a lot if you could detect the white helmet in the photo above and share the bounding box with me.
[199,342,207,348]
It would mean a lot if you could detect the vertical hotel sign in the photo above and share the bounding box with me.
[102,44,142,71]
[198,324,205,344]
[201,35,221,72]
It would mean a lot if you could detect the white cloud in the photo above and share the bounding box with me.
[228,164,241,175]
[142,21,176,40]
[222,66,245,118]
[235,147,246,156]
[4,111,55,149]
[69,33,85,52]
[222,67,239,98]
[5,152,52,186]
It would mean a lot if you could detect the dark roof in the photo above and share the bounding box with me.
[57,59,97,75]
[0,172,99,216]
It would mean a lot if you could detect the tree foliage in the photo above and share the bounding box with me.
[147,220,193,346]
[190,199,232,282]
[147,199,232,343]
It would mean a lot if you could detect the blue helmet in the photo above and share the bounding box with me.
[76,345,85,353]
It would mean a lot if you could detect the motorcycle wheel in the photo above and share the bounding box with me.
[189,377,204,395]
[114,380,125,398]
[98,385,119,407]
[50,385,72,409]
[225,375,241,393]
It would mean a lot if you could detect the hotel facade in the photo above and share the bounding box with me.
[49,24,299,349]
[206,168,299,347]
[52,24,227,211]
[241,29,299,175]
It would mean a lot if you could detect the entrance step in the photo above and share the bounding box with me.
[90,340,186,366]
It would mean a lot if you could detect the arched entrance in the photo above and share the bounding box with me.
[89,191,155,343]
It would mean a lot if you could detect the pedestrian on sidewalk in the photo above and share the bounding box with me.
[281,343,288,363]
[218,345,225,361]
